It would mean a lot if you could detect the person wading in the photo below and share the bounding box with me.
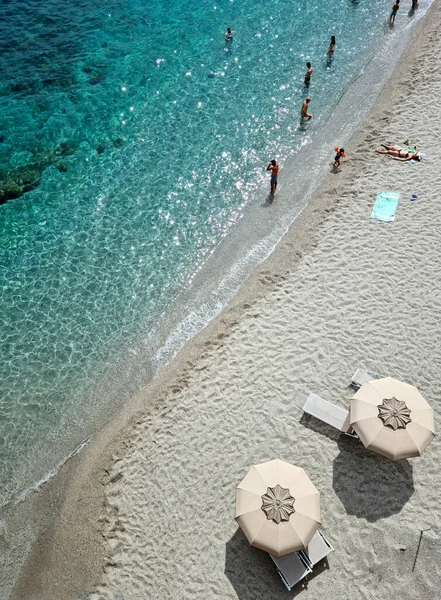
[266,159,279,195]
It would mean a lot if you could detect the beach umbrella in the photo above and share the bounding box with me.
[235,459,321,557]
[350,377,435,461]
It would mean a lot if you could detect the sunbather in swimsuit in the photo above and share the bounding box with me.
[375,143,420,161]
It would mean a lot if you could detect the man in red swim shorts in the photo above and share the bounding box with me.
[266,159,279,195]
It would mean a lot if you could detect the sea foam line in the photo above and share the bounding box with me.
[151,206,304,374]
[14,436,92,505]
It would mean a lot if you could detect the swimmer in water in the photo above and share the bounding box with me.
[304,62,313,86]
[300,97,312,120]
[224,27,236,41]
[327,35,336,56]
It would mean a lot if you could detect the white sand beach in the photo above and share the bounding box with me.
[9,1,441,599]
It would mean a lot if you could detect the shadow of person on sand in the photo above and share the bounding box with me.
[225,528,329,599]
[332,435,414,522]
[262,192,275,207]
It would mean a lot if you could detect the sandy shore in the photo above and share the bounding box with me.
[8,1,441,598]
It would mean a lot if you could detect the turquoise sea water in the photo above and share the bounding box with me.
[0,0,427,504]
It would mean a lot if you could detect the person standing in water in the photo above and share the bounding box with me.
[327,35,336,56]
[266,159,279,195]
[224,27,235,41]
[390,0,400,22]
[301,97,312,120]
[304,62,313,86]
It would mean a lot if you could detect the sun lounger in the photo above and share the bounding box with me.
[300,529,334,566]
[270,549,312,591]
[303,393,358,437]
[271,530,333,590]
[350,368,382,389]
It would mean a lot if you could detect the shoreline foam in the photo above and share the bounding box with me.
[4,0,441,598]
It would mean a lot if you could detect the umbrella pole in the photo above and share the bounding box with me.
[411,528,431,573]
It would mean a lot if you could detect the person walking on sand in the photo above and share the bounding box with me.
[266,159,279,195]
[301,97,312,120]
[390,0,400,22]
[333,146,346,170]
[304,62,313,86]
[327,36,336,56]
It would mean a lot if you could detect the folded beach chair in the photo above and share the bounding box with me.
[303,393,358,437]
[350,368,382,389]
[270,549,312,591]
[300,529,334,567]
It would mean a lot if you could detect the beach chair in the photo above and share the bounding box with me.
[270,549,312,591]
[300,529,334,567]
[350,368,382,389]
[303,393,358,437]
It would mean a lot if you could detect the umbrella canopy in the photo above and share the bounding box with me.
[235,459,321,557]
[350,377,435,461]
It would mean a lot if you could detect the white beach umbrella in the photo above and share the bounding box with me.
[235,459,321,557]
[350,377,435,461]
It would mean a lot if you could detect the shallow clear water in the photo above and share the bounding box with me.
[0,0,425,504]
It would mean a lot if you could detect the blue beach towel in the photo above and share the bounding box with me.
[371,192,399,222]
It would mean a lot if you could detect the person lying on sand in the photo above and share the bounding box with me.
[375,143,420,161]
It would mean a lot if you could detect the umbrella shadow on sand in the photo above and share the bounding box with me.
[225,528,329,599]
[332,435,414,522]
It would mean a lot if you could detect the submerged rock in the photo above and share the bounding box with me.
[9,79,39,94]
[113,137,125,148]
[0,180,22,202]
[18,169,41,186]
[89,74,107,85]
[0,140,76,204]
[83,62,108,85]
[56,141,75,156]
[56,161,69,172]
[0,169,41,204]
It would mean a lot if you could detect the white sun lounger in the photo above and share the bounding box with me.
[271,530,333,590]
[350,368,382,389]
[270,549,312,591]
[300,529,334,566]
[303,393,358,437]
